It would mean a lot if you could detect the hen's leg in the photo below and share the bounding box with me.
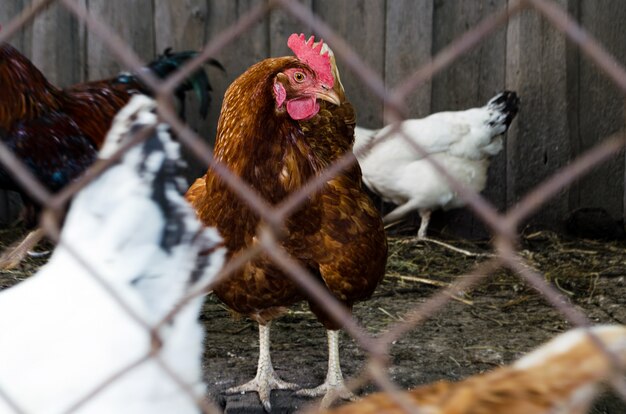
[417,209,431,239]
[0,228,46,269]
[417,209,492,257]
[225,322,298,411]
[382,201,418,228]
[296,329,356,407]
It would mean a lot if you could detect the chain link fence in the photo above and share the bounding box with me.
[0,0,625,412]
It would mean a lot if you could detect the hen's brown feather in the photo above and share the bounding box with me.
[188,55,386,328]
[325,326,626,414]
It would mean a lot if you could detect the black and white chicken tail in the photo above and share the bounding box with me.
[486,90,520,130]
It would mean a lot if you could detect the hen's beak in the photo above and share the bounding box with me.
[316,85,341,106]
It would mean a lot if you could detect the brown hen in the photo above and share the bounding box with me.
[325,325,626,414]
[187,34,387,411]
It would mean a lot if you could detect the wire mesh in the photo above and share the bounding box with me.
[0,0,624,412]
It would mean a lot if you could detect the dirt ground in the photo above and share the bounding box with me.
[1,227,626,413]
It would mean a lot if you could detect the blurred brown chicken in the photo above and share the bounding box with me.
[187,34,387,411]
[325,325,626,414]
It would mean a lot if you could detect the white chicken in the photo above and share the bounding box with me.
[355,91,519,238]
[0,96,225,414]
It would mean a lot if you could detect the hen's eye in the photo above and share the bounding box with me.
[293,72,306,83]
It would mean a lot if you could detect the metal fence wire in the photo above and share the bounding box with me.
[0,0,625,413]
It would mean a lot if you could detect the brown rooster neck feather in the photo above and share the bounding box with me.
[63,82,133,148]
[0,44,64,129]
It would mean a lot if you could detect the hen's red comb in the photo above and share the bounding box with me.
[287,33,334,87]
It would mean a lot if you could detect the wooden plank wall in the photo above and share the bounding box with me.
[0,0,625,236]
[506,3,573,231]
[570,0,626,224]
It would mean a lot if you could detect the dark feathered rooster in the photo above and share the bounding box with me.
[187,34,387,410]
[0,42,222,268]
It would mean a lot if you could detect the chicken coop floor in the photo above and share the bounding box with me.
[1,228,626,413]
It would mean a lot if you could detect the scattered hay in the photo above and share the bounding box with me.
[384,231,626,301]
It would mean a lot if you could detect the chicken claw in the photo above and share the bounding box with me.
[295,330,357,408]
[226,369,299,412]
[225,322,298,411]
[296,377,357,409]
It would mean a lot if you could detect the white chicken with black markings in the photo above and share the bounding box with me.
[355,91,519,238]
[0,95,225,414]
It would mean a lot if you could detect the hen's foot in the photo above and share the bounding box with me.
[226,369,298,412]
[296,380,357,408]
[224,322,298,412]
[296,330,356,408]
